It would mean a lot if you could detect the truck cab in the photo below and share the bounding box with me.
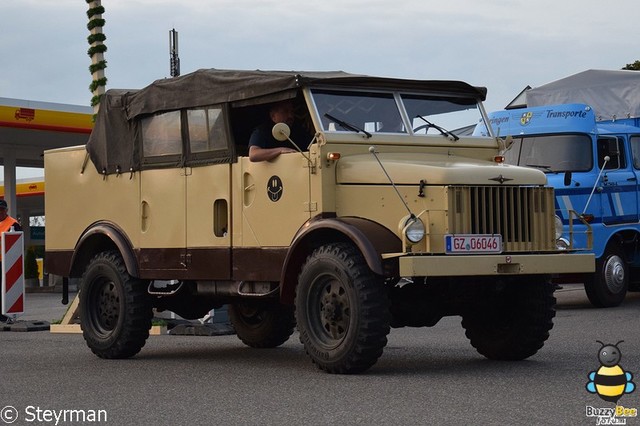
[477,103,640,307]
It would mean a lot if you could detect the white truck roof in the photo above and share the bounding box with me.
[524,69,640,121]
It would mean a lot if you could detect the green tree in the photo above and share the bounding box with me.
[622,60,640,70]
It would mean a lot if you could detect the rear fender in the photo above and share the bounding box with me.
[70,221,139,278]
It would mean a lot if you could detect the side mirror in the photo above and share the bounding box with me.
[607,139,620,158]
[564,171,572,186]
[272,123,291,142]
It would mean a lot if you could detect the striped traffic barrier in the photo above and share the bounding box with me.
[2,230,25,318]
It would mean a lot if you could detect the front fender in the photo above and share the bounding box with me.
[280,216,401,304]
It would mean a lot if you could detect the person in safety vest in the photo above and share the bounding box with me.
[0,199,21,323]
[0,199,21,234]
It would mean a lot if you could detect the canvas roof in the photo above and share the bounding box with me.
[87,69,488,175]
[123,69,487,119]
[525,69,640,120]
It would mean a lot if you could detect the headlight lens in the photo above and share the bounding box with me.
[556,237,569,250]
[554,215,563,240]
[404,216,425,244]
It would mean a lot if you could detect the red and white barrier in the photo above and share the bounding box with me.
[2,231,24,316]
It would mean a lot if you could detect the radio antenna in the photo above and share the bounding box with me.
[169,28,180,77]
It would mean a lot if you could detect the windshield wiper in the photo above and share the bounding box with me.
[526,164,554,172]
[324,113,372,138]
[415,115,459,141]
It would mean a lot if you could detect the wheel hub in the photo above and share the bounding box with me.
[604,255,626,294]
[96,282,119,330]
[322,295,342,322]
[318,283,349,340]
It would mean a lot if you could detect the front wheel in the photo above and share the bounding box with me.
[229,302,295,348]
[80,251,153,359]
[461,276,556,360]
[296,243,390,374]
[584,244,628,308]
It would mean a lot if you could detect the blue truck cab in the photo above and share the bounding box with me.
[475,103,640,307]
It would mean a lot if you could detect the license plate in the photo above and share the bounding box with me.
[445,234,502,254]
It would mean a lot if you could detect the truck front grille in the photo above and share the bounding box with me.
[448,186,556,252]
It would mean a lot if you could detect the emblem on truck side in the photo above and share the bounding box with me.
[267,175,283,202]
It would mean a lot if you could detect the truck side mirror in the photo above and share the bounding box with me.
[272,123,291,142]
[607,139,620,158]
[564,171,572,186]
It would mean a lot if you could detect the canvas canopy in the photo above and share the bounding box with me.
[86,69,487,175]
[525,69,640,121]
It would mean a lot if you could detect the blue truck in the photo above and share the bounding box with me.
[476,102,640,307]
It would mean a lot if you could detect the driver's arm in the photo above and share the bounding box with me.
[249,145,296,162]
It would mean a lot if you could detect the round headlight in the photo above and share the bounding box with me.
[556,237,569,251]
[404,217,425,244]
[554,215,563,240]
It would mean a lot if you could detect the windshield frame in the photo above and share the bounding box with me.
[307,86,490,139]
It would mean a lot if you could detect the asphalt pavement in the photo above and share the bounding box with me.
[2,284,640,425]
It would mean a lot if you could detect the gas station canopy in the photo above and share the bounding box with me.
[0,97,93,167]
[0,97,93,228]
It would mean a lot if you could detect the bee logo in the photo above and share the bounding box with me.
[586,340,635,403]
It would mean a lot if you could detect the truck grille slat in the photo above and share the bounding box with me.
[449,186,555,252]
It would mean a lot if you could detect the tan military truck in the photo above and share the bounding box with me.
[45,69,593,374]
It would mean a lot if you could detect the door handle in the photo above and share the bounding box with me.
[627,177,637,181]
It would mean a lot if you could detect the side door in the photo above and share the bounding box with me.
[184,107,233,280]
[628,134,640,222]
[597,136,639,225]
[235,153,312,281]
[138,110,188,275]
[138,106,235,279]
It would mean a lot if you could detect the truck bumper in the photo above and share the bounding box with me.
[398,253,595,277]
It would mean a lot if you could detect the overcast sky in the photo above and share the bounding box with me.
[1,0,639,177]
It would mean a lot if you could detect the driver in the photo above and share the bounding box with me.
[248,99,309,162]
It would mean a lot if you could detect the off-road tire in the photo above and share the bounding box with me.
[296,243,390,374]
[229,302,295,348]
[80,251,153,359]
[461,276,556,360]
[584,244,628,308]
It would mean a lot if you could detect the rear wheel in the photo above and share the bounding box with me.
[584,244,628,307]
[229,302,295,348]
[461,276,556,360]
[296,243,390,374]
[80,251,153,359]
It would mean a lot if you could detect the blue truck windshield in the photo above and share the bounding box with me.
[505,134,593,172]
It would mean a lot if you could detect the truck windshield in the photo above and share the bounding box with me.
[311,89,482,136]
[313,90,407,134]
[504,134,592,173]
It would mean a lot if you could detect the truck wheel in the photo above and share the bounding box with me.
[461,277,555,360]
[584,244,628,308]
[80,251,152,359]
[229,302,295,348]
[296,243,390,374]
